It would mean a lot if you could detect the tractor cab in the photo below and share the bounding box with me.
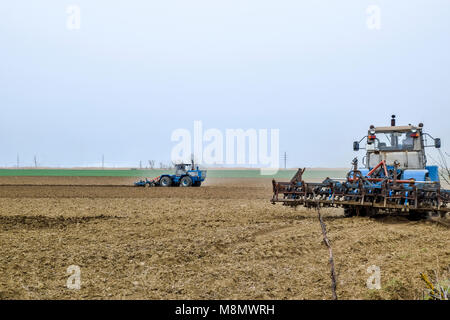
[366,125,425,169]
[174,160,203,176]
[354,115,441,170]
[352,115,442,184]
[175,163,190,176]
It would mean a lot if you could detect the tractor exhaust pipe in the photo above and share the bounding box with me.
[391,114,396,126]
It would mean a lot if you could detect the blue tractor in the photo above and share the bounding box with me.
[271,115,449,219]
[134,161,206,187]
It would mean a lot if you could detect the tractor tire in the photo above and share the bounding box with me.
[408,210,427,221]
[193,181,202,187]
[364,207,378,217]
[180,176,193,187]
[160,176,172,187]
[344,207,357,217]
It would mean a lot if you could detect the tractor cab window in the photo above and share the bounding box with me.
[175,164,187,176]
[370,132,416,151]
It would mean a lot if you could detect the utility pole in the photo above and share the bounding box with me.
[139,160,142,169]
[34,155,37,168]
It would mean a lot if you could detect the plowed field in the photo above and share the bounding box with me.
[0,177,448,299]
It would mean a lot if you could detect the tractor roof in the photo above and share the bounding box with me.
[373,125,420,133]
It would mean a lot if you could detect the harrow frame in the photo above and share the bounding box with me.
[271,160,450,218]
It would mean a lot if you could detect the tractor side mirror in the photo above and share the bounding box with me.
[435,138,441,148]
[353,141,360,151]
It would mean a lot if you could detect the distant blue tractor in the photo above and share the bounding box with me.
[134,161,206,187]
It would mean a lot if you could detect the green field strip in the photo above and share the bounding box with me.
[0,169,348,179]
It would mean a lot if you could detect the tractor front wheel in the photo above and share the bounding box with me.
[160,176,172,187]
[408,210,427,221]
[180,176,193,187]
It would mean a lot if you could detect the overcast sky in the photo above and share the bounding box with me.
[1,1,449,168]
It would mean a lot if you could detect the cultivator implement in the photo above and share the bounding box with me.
[271,160,450,218]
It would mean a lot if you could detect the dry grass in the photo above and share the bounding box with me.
[0,177,448,300]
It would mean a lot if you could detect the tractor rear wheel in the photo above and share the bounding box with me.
[344,207,357,217]
[160,176,172,187]
[180,176,193,187]
[359,207,378,217]
[408,210,427,221]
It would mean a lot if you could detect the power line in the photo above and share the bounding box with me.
[282,152,287,169]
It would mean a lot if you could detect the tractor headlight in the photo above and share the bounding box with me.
[410,128,420,138]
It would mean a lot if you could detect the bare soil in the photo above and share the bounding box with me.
[0,177,448,300]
